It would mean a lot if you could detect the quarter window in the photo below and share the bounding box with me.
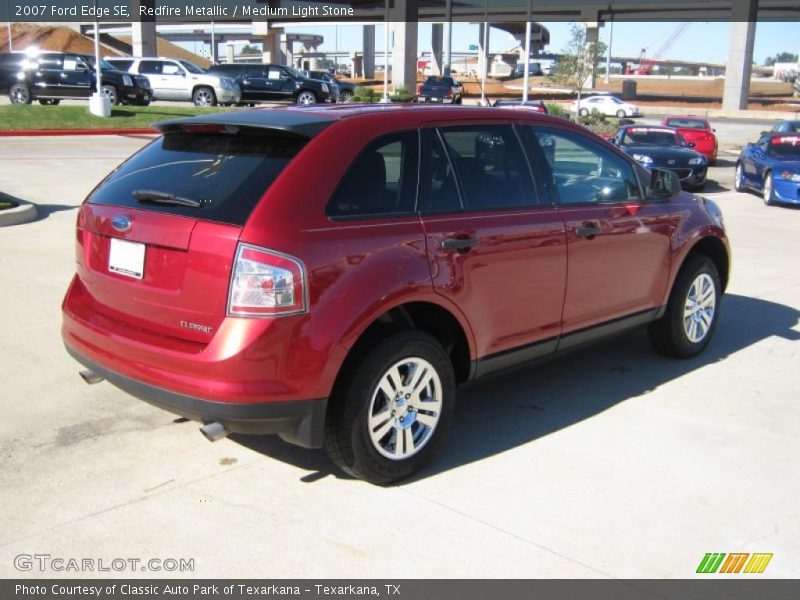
[530,128,641,204]
[327,131,419,219]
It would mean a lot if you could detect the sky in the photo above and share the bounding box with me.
[223,20,800,66]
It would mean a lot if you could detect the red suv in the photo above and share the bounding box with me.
[62,106,730,484]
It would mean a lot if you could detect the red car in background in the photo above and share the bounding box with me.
[661,115,718,164]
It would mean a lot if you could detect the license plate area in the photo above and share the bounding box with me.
[108,237,145,279]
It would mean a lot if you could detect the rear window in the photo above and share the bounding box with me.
[108,59,133,72]
[89,131,306,226]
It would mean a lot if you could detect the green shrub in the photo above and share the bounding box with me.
[545,102,567,117]
[390,87,413,102]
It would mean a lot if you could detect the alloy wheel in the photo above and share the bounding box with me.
[683,273,716,343]
[10,85,30,104]
[193,89,213,106]
[367,357,442,460]
[296,91,317,105]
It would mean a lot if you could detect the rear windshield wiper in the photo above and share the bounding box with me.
[132,189,203,208]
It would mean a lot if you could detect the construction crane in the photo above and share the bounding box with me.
[626,23,692,75]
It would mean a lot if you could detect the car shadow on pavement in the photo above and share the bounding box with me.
[232,293,799,484]
[0,191,76,222]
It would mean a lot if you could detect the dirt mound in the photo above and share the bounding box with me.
[114,36,211,68]
[0,23,122,57]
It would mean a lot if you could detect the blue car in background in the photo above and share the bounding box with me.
[735,132,800,206]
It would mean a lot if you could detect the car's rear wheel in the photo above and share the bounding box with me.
[135,99,151,107]
[192,87,217,107]
[616,109,626,118]
[648,255,721,358]
[579,108,589,117]
[339,90,353,103]
[324,331,455,484]
[734,162,745,192]
[100,84,119,106]
[9,83,32,105]
[762,172,775,206]
[295,90,317,105]
[38,98,61,106]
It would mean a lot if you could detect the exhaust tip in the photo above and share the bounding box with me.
[199,422,228,443]
[79,369,104,385]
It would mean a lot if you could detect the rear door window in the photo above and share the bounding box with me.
[89,131,307,226]
[435,124,536,211]
[109,59,133,72]
[327,130,419,219]
[138,61,162,75]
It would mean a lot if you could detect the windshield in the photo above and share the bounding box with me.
[609,97,624,104]
[179,61,205,74]
[622,128,684,147]
[769,136,800,157]
[89,131,307,226]
[666,118,708,129]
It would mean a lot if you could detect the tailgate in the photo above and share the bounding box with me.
[76,203,240,344]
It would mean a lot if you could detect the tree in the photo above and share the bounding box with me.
[765,52,798,66]
[551,23,607,114]
[240,44,262,56]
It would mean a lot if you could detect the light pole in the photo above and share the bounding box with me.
[522,21,531,102]
[605,20,614,84]
[380,0,390,102]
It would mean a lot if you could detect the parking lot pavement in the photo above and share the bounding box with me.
[0,134,798,579]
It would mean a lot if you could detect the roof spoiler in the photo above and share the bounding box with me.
[153,110,335,139]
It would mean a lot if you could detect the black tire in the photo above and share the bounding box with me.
[734,162,745,192]
[339,90,353,103]
[324,330,456,485]
[192,87,217,107]
[135,99,151,107]
[648,255,721,359]
[38,98,61,106]
[295,90,317,105]
[579,107,589,117]
[454,96,463,105]
[100,84,119,106]
[762,172,775,206]
[9,83,32,105]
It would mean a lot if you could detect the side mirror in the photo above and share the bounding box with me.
[649,168,681,198]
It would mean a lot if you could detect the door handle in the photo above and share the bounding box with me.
[575,225,602,238]
[441,237,479,251]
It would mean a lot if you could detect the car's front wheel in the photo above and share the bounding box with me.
[192,87,217,107]
[579,108,589,117]
[339,90,353,103]
[648,255,721,358]
[616,109,627,118]
[9,83,32,105]
[762,172,775,206]
[324,331,455,484]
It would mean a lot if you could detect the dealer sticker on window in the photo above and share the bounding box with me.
[108,237,145,279]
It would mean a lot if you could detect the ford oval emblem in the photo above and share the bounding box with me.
[111,215,131,232]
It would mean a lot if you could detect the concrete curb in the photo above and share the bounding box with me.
[0,199,38,227]
[0,128,158,137]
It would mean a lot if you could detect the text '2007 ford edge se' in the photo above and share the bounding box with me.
[62,105,730,484]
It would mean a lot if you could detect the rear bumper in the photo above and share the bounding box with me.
[66,343,328,448]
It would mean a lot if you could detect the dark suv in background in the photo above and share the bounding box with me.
[207,63,336,105]
[305,69,356,102]
[1,51,151,106]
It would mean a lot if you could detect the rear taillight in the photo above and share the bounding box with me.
[227,243,307,317]
[416,84,423,95]
[445,88,453,97]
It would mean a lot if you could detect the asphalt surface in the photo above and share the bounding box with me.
[0,125,798,578]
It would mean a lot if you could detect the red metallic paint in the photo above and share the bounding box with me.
[661,116,718,163]
[62,105,729,414]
